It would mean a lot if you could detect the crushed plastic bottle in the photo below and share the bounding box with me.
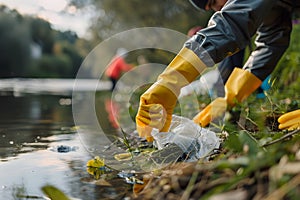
[151,115,220,162]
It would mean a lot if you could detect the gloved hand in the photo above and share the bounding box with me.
[278,109,300,130]
[193,68,262,127]
[193,98,227,128]
[136,47,207,141]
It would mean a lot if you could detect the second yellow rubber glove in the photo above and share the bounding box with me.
[136,47,207,141]
[278,109,300,130]
[193,68,262,127]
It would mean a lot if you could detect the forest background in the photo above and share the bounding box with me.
[1,0,299,90]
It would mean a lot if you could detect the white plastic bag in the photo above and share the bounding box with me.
[151,115,220,161]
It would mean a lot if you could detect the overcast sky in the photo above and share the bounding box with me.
[0,0,93,38]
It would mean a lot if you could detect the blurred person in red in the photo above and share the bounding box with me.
[105,48,133,91]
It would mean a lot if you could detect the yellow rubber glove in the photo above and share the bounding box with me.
[278,109,300,130]
[193,68,262,127]
[136,47,207,141]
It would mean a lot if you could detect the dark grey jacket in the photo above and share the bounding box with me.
[185,0,300,80]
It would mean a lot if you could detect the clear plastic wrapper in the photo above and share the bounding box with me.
[151,115,220,161]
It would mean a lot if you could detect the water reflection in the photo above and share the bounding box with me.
[0,89,131,199]
[0,94,74,159]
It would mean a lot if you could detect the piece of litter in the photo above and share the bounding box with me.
[151,115,220,162]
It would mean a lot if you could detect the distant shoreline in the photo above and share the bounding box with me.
[0,78,111,95]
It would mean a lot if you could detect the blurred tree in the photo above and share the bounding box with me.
[70,0,212,42]
[29,17,54,54]
[68,0,213,74]
[55,30,78,44]
[52,40,83,77]
[29,54,72,78]
[0,6,31,77]
[0,5,91,78]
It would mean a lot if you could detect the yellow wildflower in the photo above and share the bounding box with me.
[86,156,105,168]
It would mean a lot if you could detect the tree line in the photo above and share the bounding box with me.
[0,1,212,78]
[0,5,92,78]
[1,1,299,86]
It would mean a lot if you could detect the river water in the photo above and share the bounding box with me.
[0,79,132,199]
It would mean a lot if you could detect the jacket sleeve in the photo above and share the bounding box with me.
[243,3,292,80]
[184,0,290,80]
